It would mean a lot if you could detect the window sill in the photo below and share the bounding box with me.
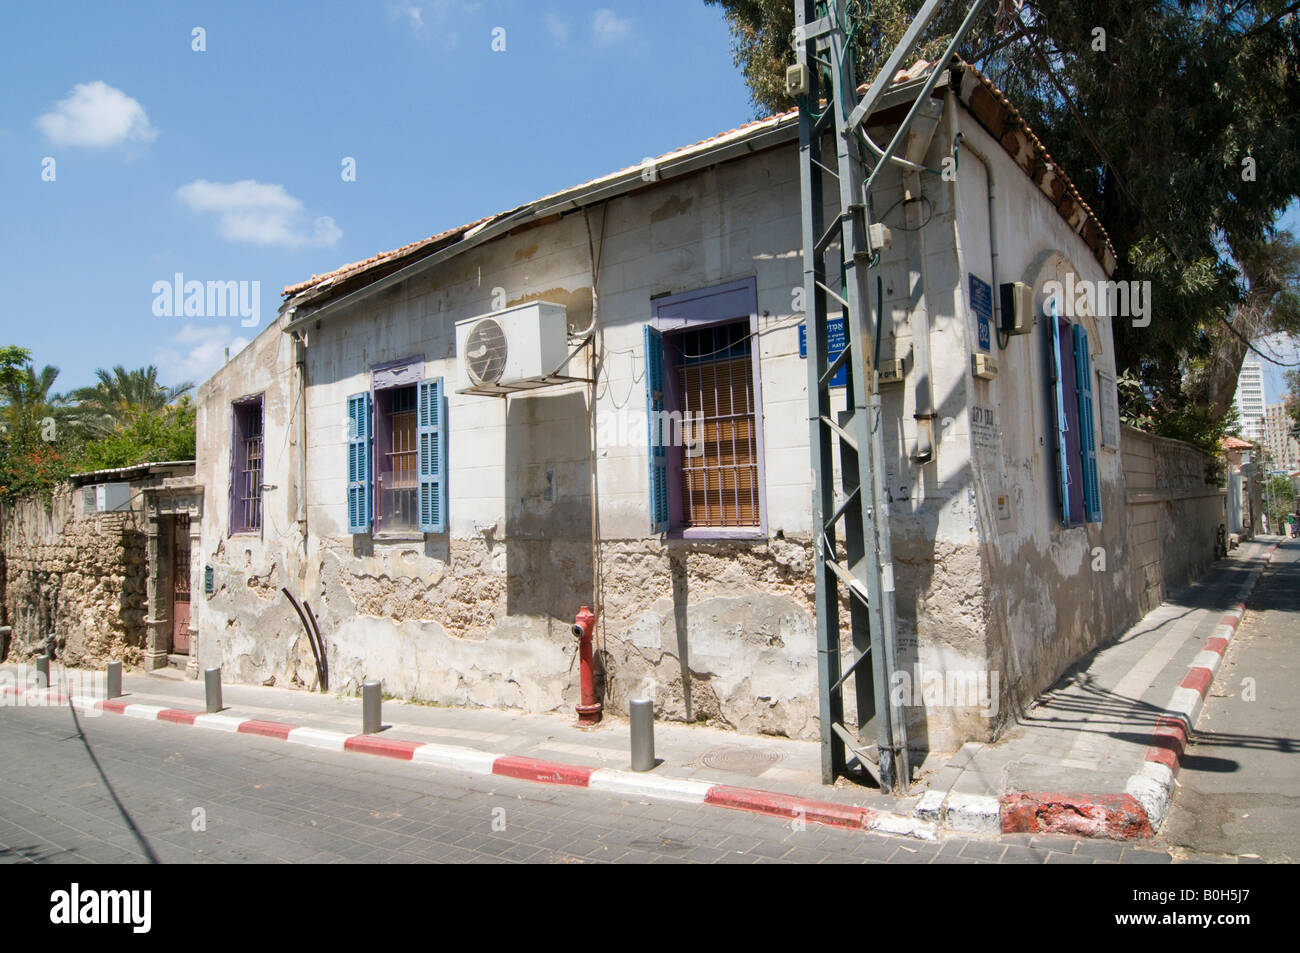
[228,530,262,538]
[665,527,766,542]
[372,532,426,542]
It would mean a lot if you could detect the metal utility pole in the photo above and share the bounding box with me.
[794,0,989,792]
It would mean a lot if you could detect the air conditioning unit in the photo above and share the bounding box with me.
[999,281,1035,335]
[455,301,571,395]
[82,482,131,514]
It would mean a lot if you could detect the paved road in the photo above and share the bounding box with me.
[1160,539,1300,862]
[0,702,1215,865]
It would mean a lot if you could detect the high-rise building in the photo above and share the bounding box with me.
[1234,357,1266,441]
[1262,402,1299,472]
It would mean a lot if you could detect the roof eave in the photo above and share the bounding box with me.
[282,114,800,333]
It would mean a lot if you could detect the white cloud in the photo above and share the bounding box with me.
[546,14,570,45]
[36,81,158,149]
[392,1,478,49]
[153,325,252,389]
[175,179,342,249]
[395,1,424,29]
[592,9,631,46]
[393,1,481,31]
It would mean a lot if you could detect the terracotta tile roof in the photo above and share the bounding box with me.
[950,62,1117,274]
[283,58,1117,303]
[282,217,492,297]
[1223,436,1255,450]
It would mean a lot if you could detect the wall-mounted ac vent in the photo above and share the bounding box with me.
[82,482,131,514]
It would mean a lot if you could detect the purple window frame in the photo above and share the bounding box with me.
[651,277,768,540]
[369,355,425,538]
[229,395,264,536]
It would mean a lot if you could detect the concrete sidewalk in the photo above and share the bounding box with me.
[0,537,1277,841]
[919,538,1278,838]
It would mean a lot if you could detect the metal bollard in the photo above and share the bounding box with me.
[106,661,122,700]
[630,698,655,772]
[362,681,381,735]
[35,654,50,689]
[204,667,223,713]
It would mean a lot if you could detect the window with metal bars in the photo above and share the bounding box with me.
[669,321,760,528]
[230,397,263,534]
[375,384,419,534]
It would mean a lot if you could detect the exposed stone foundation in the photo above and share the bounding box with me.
[199,529,990,752]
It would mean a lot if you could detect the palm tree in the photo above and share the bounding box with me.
[0,362,75,438]
[71,365,195,435]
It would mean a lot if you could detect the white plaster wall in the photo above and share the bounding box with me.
[193,318,297,673]
[948,99,1135,719]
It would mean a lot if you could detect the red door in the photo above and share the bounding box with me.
[171,517,192,655]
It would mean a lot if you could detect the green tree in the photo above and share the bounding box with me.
[74,396,197,472]
[0,349,81,503]
[705,0,1300,445]
[0,352,197,503]
[71,364,195,437]
[1264,473,1295,527]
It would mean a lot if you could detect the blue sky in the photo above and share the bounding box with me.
[0,1,754,393]
[2,2,1297,401]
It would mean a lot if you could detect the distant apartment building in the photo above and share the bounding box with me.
[1263,401,1299,472]
[1234,357,1266,441]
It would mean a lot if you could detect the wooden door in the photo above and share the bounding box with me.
[171,517,192,655]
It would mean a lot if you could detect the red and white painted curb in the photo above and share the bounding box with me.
[2,684,935,841]
[991,543,1278,840]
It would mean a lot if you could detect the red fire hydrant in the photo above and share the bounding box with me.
[572,605,603,726]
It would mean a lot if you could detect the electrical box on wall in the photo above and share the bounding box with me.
[868,222,893,253]
[972,353,998,380]
[878,358,906,384]
[785,64,809,97]
[999,282,1034,335]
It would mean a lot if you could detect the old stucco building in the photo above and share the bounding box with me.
[187,62,1223,758]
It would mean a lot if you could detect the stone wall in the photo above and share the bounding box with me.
[1121,426,1225,618]
[0,485,148,665]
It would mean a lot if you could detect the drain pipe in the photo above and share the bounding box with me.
[904,169,937,464]
[292,330,308,543]
[952,132,1002,336]
[578,205,607,662]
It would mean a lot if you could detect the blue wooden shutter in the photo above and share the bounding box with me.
[644,324,669,534]
[1073,324,1102,523]
[1048,300,1073,527]
[346,391,371,534]
[417,377,447,533]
